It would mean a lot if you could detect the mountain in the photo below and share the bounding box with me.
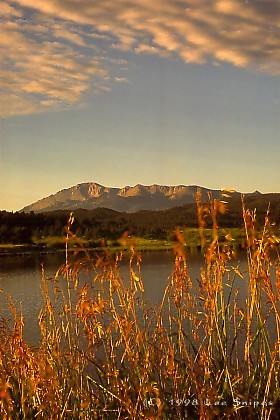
[22,182,245,213]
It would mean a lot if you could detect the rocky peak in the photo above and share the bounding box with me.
[20,182,245,213]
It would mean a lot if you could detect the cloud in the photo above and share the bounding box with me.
[0,2,23,17]
[1,9,113,116]
[2,0,280,116]
[52,25,86,47]
[114,77,130,83]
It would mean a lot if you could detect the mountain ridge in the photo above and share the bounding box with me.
[21,182,260,213]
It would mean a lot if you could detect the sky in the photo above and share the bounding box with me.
[1,0,279,211]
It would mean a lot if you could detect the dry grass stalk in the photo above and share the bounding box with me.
[0,201,279,419]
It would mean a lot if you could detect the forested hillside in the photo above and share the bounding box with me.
[1,194,279,245]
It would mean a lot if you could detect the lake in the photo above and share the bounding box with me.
[0,250,277,346]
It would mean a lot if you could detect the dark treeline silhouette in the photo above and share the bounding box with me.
[0,194,279,245]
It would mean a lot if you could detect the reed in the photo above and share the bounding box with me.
[0,197,279,419]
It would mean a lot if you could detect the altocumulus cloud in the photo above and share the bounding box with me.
[1,0,279,117]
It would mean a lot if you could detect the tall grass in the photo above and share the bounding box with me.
[0,196,279,419]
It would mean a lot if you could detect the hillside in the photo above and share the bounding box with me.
[1,193,279,246]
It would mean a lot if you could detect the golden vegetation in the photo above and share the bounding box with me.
[0,196,279,419]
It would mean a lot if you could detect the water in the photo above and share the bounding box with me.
[0,250,277,346]
[0,251,178,345]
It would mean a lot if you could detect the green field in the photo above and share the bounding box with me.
[0,227,252,254]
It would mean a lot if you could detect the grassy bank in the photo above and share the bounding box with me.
[0,199,279,418]
[0,227,267,255]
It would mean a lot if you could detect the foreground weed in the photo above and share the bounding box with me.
[0,200,279,419]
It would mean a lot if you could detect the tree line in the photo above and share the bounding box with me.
[0,194,279,245]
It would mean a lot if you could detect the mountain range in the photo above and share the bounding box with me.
[21,182,261,213]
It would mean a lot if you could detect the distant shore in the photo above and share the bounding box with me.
[0,227,269,257]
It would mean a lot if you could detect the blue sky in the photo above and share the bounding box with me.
[1,0,279,211]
